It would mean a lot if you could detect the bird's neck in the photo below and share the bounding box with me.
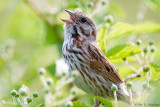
[64,25,96,43]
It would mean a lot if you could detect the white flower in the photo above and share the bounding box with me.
[55,58,69,76]
[19,85,29,96]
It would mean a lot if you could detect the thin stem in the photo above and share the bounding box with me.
[146,70,151,82]
[135,54,142,65]
[55,77,74,91]
[12,96,15,104]
[40,75,49,89]
[150,53,155,63]
[129,89,133,107]
[141,88,145,101]
[16,98,23,107]
[104,40,107,55]
[22,97,28,107]
[113,91,118,107]
[125,61,139,73]
[45,92,52,107]
[53,95,74,106]
[137,0,148,21]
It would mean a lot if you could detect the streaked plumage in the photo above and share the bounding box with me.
[61,10,130,106]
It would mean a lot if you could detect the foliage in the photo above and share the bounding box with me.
[150,62,160,72]
[97,22,160,41]
[95,96,113,107]
[105,44,142,59]
[73,101,89,107]
[0,0,160,107]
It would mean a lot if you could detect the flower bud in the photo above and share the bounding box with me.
[122,57,127,61]
[11,90,17,96]
[148,40,154,46]
[70,88,77,95]
[27,97,32,103]
[126,82,132,89]
[15,93,20,98]
[104,15,114,24]
[33,92,38,98]
[143,66,150,72]
[87,2,93,8]
[46,78,53,86]
[20,91,27,96]
[150,46,156,53]
[62,72,66,76]
[19,85,29,96]
[101,0,107,5]
[135,39,142,46]
[38,67,46,75]
[44,88,49,94]
[72,71,79,78]
[39,104,45,107]
[111,84,117,92]
[143,48,148,54]
[143,82,149,89]
[64,101,73,107]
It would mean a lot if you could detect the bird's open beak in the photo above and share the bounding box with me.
[61,9,76,23]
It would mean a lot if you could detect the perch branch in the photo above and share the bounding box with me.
[23,0,63,42]
[124,73,142,82]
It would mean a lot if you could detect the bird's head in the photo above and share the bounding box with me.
[61,9,96,40]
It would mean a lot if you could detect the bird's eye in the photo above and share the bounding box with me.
[81,18,87,23]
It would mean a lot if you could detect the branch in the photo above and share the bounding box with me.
[124,73,142,82]
[23,0,63,43]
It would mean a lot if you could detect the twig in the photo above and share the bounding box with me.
[23,0,63,43]
[124,73,142,82]
[52,95,74,106]
[135,54,142,65]
[124,61,139,73]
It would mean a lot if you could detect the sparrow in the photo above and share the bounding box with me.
[61,9,130,107]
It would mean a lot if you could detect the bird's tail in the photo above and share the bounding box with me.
[117,83,132,104]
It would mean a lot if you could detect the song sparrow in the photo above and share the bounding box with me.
[61,9,130,107]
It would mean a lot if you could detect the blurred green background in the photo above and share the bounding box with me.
[0,0,160,107]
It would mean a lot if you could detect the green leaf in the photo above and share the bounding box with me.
[98,39,106,54]
[106,22,134,40]
[109,4,125,18]
[150,62,160,72]
[97,24,109,42]
[97,22,160,40]
[105,44,142,59]
[44,23,61,44]
[73,101,89,107]
[135,22,160,33]
[94,96,113,107]
[105,44,126,57]
[150,62,160,80]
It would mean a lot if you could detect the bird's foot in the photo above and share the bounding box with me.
[92,104,100,107]
[92,98,101,107]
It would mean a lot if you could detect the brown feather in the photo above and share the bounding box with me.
[89,42,123,83]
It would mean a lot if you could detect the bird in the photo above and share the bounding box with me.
[61,9,130,107]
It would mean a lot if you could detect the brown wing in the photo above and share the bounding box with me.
[88,42,123,83]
